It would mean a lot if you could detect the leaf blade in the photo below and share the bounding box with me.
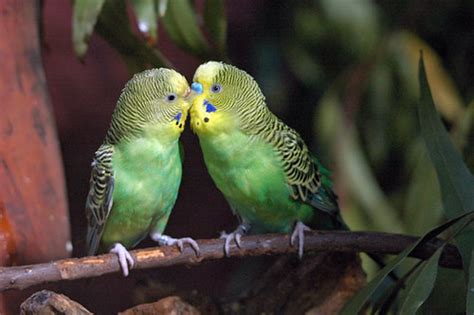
[72,0,107,58]
[399,245,444,315]
[96,0,172,71]
[341,211,474,315]
[130,0,158,44]
[418,53,474,218]
[418,52,474,275]
[162,0,210,57]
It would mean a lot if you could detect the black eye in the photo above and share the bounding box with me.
[211,84,222,93]
[165,93,177,102]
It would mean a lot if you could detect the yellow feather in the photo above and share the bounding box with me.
[193,61,224,84]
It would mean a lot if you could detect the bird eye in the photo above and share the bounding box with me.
[165,93,177,102]
[210,84,222,93]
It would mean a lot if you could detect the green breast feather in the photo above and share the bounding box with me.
[199,128,329,233]
[86,135,182,254]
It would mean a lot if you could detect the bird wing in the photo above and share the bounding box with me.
[270,120,339,215]
[85,143,115,255]
[306,156,339,215]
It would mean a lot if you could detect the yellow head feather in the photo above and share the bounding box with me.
[106,68,191,144]
[190,61,265,136]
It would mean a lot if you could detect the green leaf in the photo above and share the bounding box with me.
[130,0,158,43]
[158,0,168,16]
[421,268,467,314]
[204,0,227,57]
[341,211,474,315]
[399,244,444,315]
[96,0,171,71]
[468,249,474,314]
[404,141,443,235]
[418,52,474,275]
[72,0,106,58]
[374,260,424,314]
[162,0,210,57]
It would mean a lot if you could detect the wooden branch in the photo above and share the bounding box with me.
[0,231,462,292]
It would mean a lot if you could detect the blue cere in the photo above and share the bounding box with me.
[174,112,182,122]
[191,82,203,94]
[204,99,217,113]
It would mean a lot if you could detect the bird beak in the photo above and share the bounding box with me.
[191,82,203,95]
[183,87,191,99]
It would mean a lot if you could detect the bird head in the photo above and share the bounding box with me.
[189,61,266,136]
[108,68,191,142]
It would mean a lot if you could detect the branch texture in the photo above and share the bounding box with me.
[0,231,462,292]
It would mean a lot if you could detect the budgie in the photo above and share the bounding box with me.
[189,61,344,258]
[85,68,199,276]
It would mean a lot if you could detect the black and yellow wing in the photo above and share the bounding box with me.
[85,143,115,255]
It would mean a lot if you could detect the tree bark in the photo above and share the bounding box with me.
[0,0,70,313]
[0,0,70,264]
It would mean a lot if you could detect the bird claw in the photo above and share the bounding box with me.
[290,221,312,259]
[151,233,200,256]
[173,237,200,255]
[110,243,134,277]
[220,224,247,257]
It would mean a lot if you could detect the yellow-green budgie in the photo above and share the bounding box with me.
[189,62,343,258]
[85,68,198,276]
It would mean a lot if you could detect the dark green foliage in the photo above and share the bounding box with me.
[161,0,210,58]
[419,53,474,315]
[342,54,474,315]
[341,210,474,314]
[72,0,228,70]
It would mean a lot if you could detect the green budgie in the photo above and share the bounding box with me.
[189,62,343,258]
[85,68,199,276]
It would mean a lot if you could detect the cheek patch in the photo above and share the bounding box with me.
[203,99,217,113]
[174,112,182,122]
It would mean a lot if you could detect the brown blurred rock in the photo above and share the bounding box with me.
[119,296,201,315]
[306,253,367,315]
[227,252,366,314]
[19,290,91,315]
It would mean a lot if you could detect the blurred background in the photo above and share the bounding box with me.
[1,0,473,313]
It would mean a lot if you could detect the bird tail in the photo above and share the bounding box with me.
[86,224,103,256]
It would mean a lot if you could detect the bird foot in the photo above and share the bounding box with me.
[290,221,312,259]
[110,243,134,277]
[220,224,248,257]
[150,233,200,256]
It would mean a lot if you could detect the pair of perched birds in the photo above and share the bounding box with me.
[85,62,343,276]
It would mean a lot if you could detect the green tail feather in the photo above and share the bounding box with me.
[305,156,345,229]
